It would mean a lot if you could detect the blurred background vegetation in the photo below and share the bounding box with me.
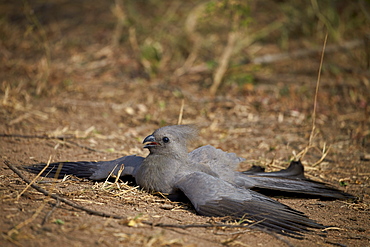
[0,0,369,99]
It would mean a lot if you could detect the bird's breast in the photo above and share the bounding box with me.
[135,161,176,194]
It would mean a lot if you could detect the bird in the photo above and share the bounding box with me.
[25,125,355,237]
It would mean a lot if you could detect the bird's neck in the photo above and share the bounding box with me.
[135,152,188,194]
[147,150,188,160]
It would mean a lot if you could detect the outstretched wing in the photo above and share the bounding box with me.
[243,161,304,178]
[189,147,354,200]
[24,155,144,180]
[239,161,355,200]
[174,172,324,237]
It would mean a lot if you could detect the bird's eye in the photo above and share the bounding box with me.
[162,137,170,143]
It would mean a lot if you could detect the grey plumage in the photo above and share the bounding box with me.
[24,124,355,237]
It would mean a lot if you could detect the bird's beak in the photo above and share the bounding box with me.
[143,135,160,148]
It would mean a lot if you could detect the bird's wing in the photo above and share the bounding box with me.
[24,155,144,180]
[243,160,304,178]
[242,175,355,199]
[174,172,323,237]
[189,145,245,174]
[189,147,354,200]
[242,165,265,174]
[238,161,355,200]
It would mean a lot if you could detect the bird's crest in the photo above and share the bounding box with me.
[155,124,199,144]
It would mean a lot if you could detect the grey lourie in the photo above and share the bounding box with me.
[25,125,355,238]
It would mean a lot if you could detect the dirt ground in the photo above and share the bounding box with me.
[1,1,369,247]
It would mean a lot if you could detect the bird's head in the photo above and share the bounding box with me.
[143,125,198,155]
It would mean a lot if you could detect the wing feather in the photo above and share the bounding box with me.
[24,155,144,180]
[175,172,324,237]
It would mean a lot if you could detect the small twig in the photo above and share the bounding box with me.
[115,163,125,184]
[17,156,52,200]
[322,227,344,231]
[102,164,119,189]
[0,133,76,140]
[312,145,331,167]
[42,199,60,225]
[177,99,185,125]
[300,33,328,161]
[309,33,328,146]
[294,144,331,167]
